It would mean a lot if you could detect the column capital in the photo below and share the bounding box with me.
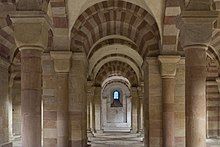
[185,0,213,11]
[10,11,50,50]
[177,10,218,48]
[50,51,72,73]
[131,86,138,96]
[158,55,181,78]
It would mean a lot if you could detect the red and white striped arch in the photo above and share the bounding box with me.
[95,60,138,86]
[71,0,161,59]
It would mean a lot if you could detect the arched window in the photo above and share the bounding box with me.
[113,90,120,100]
[111,90,122,107]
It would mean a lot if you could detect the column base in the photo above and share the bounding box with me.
[138,129,144,138]
[87,130,94,137]
[131,129,138,134]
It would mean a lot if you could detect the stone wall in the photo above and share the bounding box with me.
[206,59,220,138]
[42,53,57,147]
[0,62,10,146]
[101,82,131,132]
[206,57,220,146]
[11,81,21,136]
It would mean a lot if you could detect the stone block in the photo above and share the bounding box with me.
[43,138,57,147]
[42,75,56,89]
[43,129,57,139]
[43,120,57,128]
[43,111,57,121]
[43,89,55,97]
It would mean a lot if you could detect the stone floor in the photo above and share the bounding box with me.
[89,133,144,147]
[206,139,220,147]
[12,134,220,147]
[12,133,144,147]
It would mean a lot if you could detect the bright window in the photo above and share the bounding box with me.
[113,90,120,100]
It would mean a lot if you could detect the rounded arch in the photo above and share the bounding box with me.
[88,37,138,59]
[70,0,161,59]
[89,44,143,73]
[102,75,130,88]
[92,55,141,81]
[95,60,138,86]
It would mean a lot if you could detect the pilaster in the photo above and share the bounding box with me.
[69,52,88,147]
[50,51,72,147]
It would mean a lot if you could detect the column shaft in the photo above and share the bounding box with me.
[21,49,42,147]
[162,78,175,147]
[94,87,101,133]
[131,90,139,133]
[185,47,207,147]
[91,96,96,133]
[139,98,144,134]
[57,73,69,147]
[87,97,91,132]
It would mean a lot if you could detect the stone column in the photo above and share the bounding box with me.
[69,53,88,147]
[185,45,208,147]
[87,93,91,134]
[51,51,72,147]
[21,49,43,147]
[142,61,149,146]
[94,86,102,133]
[10,13,49,147]
[137,83,144,135]
[0,58,11,147]
[87,81,94,137]
[131,87,139,133]
[178,10,217,147]
[159,56,180,147]
[91,91,96,134]
[139,97,144,134]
